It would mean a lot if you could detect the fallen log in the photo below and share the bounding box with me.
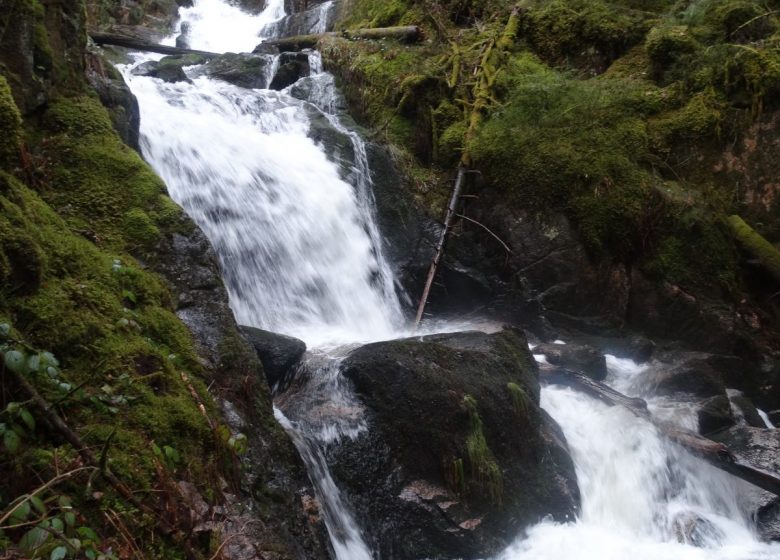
[256,25,421,52]
[727,214,780,284]
[90,32,220,58]
[541,365,780,497]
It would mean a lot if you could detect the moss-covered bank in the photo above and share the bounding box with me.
[323,0,780,337]
[0,1,325,557]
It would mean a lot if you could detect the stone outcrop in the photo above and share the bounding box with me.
[322,329,579,558]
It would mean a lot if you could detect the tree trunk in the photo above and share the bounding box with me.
[727,214,780,284]
[90,32,219,57]
[256,26,422,52]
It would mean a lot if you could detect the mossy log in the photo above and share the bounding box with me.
[256,26,421,52]
[541,365,780,497]
[90,32,219,57]
[727,215,780,283]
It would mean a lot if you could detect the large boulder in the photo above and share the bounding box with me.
[712,427,780,541]
[645,353,728,399]
[131,54,209,83]
[202,53,274,89]
[270,52,311,90]
[240,325,306,389]
[327,329,579,559]
[534,342,608,381]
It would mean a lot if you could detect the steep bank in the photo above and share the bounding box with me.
[0,1,327,558]
[319,0,780,406]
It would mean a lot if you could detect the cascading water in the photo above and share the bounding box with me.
[504,351,780,560]
[119,0,780,558]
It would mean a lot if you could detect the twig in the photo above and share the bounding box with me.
[455,213,512,254]
[0,466,95,526]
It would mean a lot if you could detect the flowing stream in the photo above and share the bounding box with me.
[120,1,780,558]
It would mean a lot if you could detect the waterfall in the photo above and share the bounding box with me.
[119,0,780,558]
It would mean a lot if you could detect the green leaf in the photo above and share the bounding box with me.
[163,445,180,464]
[64,511,76,527]
[46,366,60,379]
[4,350,26,373]
[0,323,11,337]
[57,495,72,508]
[50,546,68,560]
[6,401,20,414]
[40,352,59,367]
[27,353,40,372]
[20,408,35,431]
[19,526,49,552]
[50,517,64,532]
[8,499,31,522]
[4,429,20,453]
[77,526,98,542]
[30,495,46,515]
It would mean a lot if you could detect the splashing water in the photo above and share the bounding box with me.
[503,353,780,560]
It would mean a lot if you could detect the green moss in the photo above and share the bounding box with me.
[506,382,527,417]
[645,25,701,78]
[728,214,780,282]
[520,0,657,69]
[0,76,21,168]
[38,96,180,251]
[462,394,502,504]
[648,89,724,154]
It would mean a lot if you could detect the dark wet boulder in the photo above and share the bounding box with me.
[712,426,780,542]
[331,329,580,559]
[131,54,206,83]
[647,354,727,399]
[202,53,273,89]
[240,326,306,389]
[270,52,310,90]
[534,342,608,381]
[696,395,735,436]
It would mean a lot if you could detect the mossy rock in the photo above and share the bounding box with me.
[0,75,21,168]
[327,329,579,558]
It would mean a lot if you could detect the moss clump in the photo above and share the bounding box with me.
[648,89,724,154]
[645,25,700,78]
[520,0,657,69]
[462,394,503,504]
[0,76,21,168]
[37,96,184,252]
[507,382,527,417]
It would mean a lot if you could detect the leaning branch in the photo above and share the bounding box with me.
[541,365,780,497]
[256,25,421,52]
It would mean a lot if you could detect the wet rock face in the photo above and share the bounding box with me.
[86,49,141,151]
[331,329,580,559]
[713,427,780,542]
[240,325,306,389]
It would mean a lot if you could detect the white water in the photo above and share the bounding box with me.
[501,353,780,560]
[119,0,780,558]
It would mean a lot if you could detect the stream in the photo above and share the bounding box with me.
[119,0,780,558]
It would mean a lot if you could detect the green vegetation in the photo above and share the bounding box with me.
[0,30,244,558]
[324,0,780,297]
[462,394,503,504]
